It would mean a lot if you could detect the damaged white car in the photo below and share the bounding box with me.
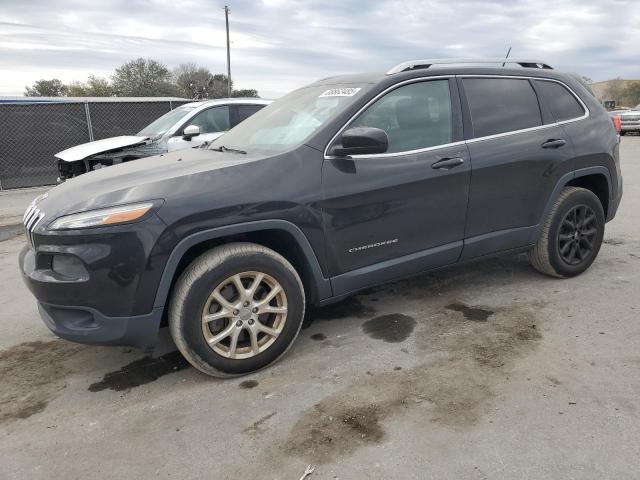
[55,98,271,181]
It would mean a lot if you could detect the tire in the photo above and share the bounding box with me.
[529,187,605,278]
[169,242,305,377]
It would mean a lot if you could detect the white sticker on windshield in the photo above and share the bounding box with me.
[319,87,361,98]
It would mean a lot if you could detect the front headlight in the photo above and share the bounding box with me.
[48,202,154,230]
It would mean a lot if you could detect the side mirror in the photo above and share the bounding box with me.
[329,127,388,157]
[182,125,200,140]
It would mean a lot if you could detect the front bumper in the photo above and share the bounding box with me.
[19,214,176,350]
[38,302,163,351]
[621,123,640,132]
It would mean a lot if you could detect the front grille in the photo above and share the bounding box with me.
[621,115,640,123]
[23,204,45,248]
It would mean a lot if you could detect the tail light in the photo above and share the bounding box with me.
[612,115,622,134]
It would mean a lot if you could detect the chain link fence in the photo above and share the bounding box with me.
[0,99,190,190]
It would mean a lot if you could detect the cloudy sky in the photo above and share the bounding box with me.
[1,0,639,97]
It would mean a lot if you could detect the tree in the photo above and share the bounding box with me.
[174,63,219,99]
[173,64,238,99]
[209,74,233,98]
[232,89,259,98]
[86,76,114,97]
[622,81,640,107]
[602,78,626,103]
[66,81,87,97]
[66,76,114,97]
[112,58,180,97]
[23,59,259,99]
[24,79,68,97]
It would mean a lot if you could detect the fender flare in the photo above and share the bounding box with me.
[152,220,332,309]
[531,166,612,242]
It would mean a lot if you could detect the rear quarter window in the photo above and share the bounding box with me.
[535,80,585,122]
[463,78,542,138]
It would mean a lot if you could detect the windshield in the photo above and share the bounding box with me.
[210,85,367,154]
[137,105,198,137]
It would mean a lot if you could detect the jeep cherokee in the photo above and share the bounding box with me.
[20,58,623,377]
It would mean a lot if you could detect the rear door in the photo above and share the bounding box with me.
[321,78,470,292]
[459,76,575,259]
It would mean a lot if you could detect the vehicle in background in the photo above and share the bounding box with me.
[618,105,640,135]
[55,98,271,181]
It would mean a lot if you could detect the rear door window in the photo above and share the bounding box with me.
[535,80,585,122]
[230,104,266,127]
[348,80,452,153]
[463,78,542,137]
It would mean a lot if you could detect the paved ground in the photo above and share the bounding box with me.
[0,186,48,227]
[1,139,639,479]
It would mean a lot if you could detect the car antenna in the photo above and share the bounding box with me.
[502,46,512,67]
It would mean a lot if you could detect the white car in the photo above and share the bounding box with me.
[55,98,271,181]
[618,105,640,135]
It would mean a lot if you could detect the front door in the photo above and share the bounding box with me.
[167,105,231,151]
[321,78,470,294]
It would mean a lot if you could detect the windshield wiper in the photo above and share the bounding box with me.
[212,145,247,154]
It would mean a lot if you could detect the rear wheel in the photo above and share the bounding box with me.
[169,243,305,377]
[529,187,605,278]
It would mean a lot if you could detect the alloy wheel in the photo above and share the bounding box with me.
[557,204,598,266]
[201,271,288,359]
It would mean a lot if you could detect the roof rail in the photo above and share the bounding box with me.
[386,58,553,75]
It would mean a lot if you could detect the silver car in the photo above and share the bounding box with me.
[618,105,640,135]
[55,98,271,181]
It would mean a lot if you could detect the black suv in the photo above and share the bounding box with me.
[20,59,622,377]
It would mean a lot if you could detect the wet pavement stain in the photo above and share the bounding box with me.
[310,333,327,341]
[285,403,384,463]
[0,340,85,423]
[285,303,543,464]
[446,303,494,322]
[88,351,189,392]
[304,297,376,329]
[239,380,259,389]
[362,314,416,343]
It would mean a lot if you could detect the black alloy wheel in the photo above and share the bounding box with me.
[557,204,598,266]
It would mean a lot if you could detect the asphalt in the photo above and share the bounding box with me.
[0,186,48,227]
[0,138,639,479]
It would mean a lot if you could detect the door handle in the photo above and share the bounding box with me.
[541,139,566,149]
[431,157,464,169]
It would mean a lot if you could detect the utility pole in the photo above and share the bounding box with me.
[224,5,232,98]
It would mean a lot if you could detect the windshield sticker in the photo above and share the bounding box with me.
[319,87,361,98]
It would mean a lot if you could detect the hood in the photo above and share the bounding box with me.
[38,146,271,219]
[55,136,150,162]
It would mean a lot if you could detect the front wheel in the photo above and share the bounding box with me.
[529,187,605,278]
[169,243,305,377]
